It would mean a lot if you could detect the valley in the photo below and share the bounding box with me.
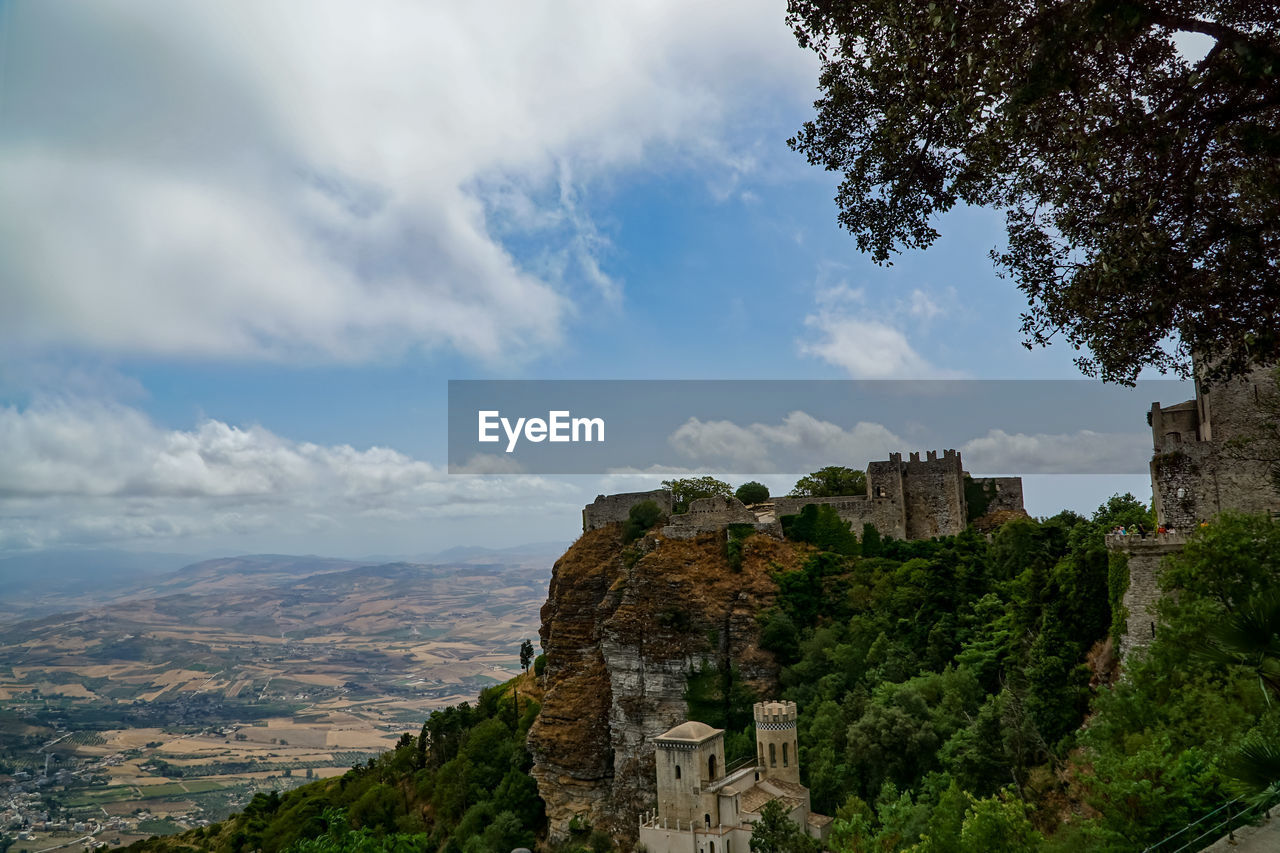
[0,549,556,849]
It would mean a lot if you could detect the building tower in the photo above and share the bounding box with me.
[653,721,726,826]
[754,700,800,784]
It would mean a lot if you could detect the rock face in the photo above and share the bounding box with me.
[527,525,800,843]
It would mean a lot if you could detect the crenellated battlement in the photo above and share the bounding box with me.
[583,450,1024,543]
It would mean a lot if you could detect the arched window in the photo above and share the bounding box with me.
[769,743,776,767]
[709,754,717,779]
[675,764,681,780]
[782,743,788,767]
[710,843,715,853]
[759,743,765,763]
[705,814,711,829]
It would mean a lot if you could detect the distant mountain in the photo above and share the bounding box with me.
[414,541,570,564]
[0,543,567,625]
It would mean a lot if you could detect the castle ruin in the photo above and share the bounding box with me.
[582,450,1025,544]
[1109,364,1280,656]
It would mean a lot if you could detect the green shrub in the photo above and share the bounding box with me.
[662,476,733,513]
[780,504,859,555]
[791,466,866,497]
[622,500,664,543]
[533,654,546,677]
[725,523,755,571]
[735,481,771,505]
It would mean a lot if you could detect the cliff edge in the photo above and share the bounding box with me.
[527,524,802,842]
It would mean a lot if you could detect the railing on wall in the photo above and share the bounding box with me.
[1142,792,1280,853]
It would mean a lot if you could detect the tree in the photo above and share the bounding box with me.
[662,476,733,514]
[750,800,819,853]
[790,466,866,498]
[787,1,1280,383]
[623,499,665,543]
[519,639,534,674]
[736,481,772,505]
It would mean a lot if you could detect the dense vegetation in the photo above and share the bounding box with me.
[754,503,1280,851]
[126,681,547,853]
[125,499,1280,853]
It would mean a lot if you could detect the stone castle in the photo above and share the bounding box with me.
[583,450,1024,544]
[1109,364,1280,656]
[638,701,831,853]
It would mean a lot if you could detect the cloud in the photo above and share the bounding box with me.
[0,400,577,550]
[668,411,902,471]
[799,279,960,378]
[960,429,1151,475]
[800,313,944,379]
[0,1,815,364]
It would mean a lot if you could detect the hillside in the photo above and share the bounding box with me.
[98,503,1280,853]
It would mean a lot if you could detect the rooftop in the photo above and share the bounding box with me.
[656,720,722,743]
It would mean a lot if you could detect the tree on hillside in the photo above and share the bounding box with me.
[791,466,866,498]
[787,0,1280,383]
[662,476,733,514]
[750,800,820,853]
[519,639,535,674]
[736,481,772,506]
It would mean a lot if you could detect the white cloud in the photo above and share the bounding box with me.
[0,400,578,550]
[960,429,1151,475]
[799,275,960,378]
[668,410,902,470]
[800,313,944,379]
[0,1,816,364]
[907,288,942,320]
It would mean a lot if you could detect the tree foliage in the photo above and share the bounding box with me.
[623,499,665,543]
[736,481,772,506]
[791,467,867,498]
[750,800,820,853]
[662,476,733,514]
[787,0,1280,383]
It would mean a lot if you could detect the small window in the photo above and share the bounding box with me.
[709,754,717,779]
[705,814,711,829]
[782,743,788,767]
[769,743,776,767]
[675,764,681,780]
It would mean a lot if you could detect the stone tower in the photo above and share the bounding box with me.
[653,721,725,825]
[754,700,799,785]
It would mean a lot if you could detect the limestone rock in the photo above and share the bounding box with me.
[527,526,800,843]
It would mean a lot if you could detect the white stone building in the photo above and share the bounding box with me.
[638,700,831,853]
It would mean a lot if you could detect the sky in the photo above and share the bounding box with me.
[0,1,1172,559]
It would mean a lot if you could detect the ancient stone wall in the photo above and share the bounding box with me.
[970,477,1025,516]
[771,494,905,540]
[661,496,756,539]
[584,490,674,532]
[902,450,967,539]
[1106,532,1187,657]
[865,455,908,538]
[1200,365,1278,445]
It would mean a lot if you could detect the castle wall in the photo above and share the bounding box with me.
[1199,365,1279,445]
[1106,533,1187,657]
[866,455,908,538]
[584,490,674,532]
[661,496,756,540]
[970,477,1025,516]
[1151,442,1279,530]
[902,450,967,539]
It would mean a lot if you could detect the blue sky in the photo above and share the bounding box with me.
[0,1,1164,558]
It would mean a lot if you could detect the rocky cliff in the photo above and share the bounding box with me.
[527,525,802,842]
